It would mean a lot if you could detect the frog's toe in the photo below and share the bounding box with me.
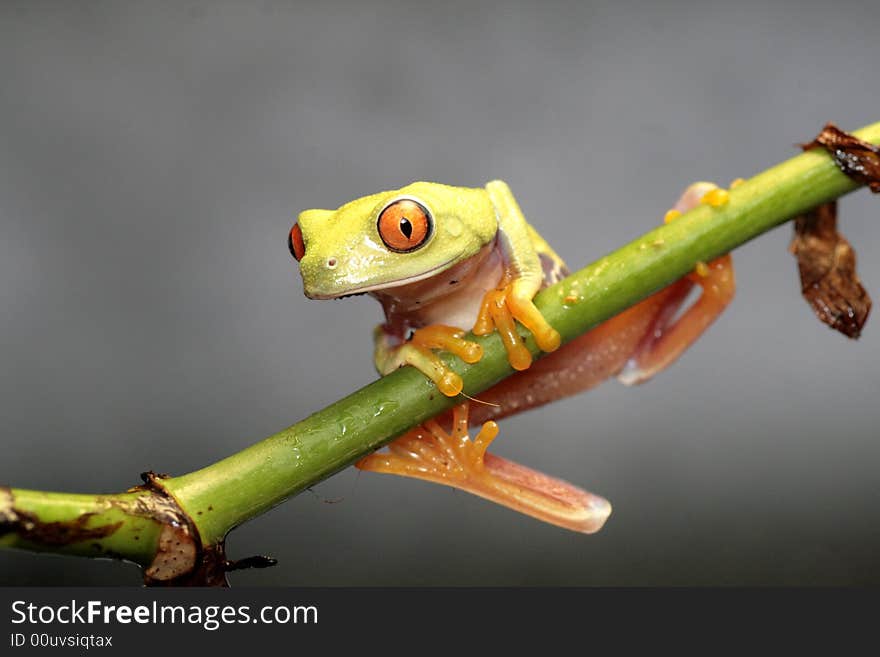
[473,284,560,371]
[356,403,611,534]
[395,342,464,397]
[395,324,484,397]
[670,181,720,213]
[410,324,483,364]
[475,287,534,370]
[508,282,562,353]
[664,180,736,282]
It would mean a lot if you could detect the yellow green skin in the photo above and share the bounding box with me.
[296,180,566,379]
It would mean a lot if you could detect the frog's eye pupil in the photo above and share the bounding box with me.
[378,199,432,253]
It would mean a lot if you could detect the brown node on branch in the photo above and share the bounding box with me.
[125,472,200,586]
[136,472,276,587]
[801,123,880,192]
[789,202,871,338]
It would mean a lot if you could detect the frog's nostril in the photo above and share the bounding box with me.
[327,257,338,269]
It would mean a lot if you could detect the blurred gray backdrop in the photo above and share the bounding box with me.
[1,0,878,586]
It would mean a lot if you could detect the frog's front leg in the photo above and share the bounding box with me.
[356,402,612,533]
[472,181,562,371]
[373,324,483,397]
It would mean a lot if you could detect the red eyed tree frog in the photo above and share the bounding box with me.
[289,180,734,533]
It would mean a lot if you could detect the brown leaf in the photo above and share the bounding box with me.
[801,123,880,192]
[789,201,871,338]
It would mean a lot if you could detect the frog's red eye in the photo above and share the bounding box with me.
[377,199,432,253]
[289,223,305,261]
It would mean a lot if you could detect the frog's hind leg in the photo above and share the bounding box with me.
[356,402,612,534]
[618,181,736,384]
[616,253,734,385]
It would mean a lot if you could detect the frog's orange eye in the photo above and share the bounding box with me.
[289,223,305,261]
[377,199,432,253]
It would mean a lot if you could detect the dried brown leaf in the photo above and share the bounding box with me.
[801,123,880,192]
[790,202,871,338]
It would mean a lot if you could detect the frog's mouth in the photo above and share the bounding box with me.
[305,256,459,300]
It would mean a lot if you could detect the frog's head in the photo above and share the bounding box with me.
[290,182,498,299]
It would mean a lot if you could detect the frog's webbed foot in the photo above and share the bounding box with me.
[473,280,561,371]
[395,325,483,397]
[618,181,736,385]
[356,403,611,534]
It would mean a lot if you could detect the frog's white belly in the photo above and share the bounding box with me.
[372,241,504,337]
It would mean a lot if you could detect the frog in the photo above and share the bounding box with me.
[289,179,735,533]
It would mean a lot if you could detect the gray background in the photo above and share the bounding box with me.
[1,0,878,586]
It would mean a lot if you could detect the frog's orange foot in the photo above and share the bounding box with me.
[398,325,483,397]
[473,282,561,371]
[356,403,611,534]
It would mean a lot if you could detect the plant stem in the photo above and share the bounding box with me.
[3,121,879,568]
[0,488,164,564]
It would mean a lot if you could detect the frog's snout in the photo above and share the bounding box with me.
[298,255,349,300]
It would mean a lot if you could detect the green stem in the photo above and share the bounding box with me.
[1,488,164,565]
[3,121,879,566]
